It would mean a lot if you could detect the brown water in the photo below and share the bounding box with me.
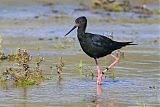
[0,0,160,107]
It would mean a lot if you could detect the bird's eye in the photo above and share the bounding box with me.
[77,21,80,23]
[75,20,79,24]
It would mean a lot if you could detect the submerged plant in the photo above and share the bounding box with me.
[56,57,64,80]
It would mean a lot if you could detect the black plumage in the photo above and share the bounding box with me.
[65,16,137,85]
[65,16,136,59]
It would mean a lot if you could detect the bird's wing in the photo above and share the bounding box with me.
[87,33,113,48]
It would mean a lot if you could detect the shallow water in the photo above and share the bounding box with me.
[0,0,159,38]
[0,36,159,107]
[0,0,160,107]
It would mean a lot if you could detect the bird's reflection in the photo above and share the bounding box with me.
[96,84,117,107]
[96,84,102,107]
[97,84,102,95]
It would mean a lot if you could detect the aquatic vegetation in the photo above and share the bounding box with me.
[87,66,95,80]
[0,49,44,87]
[110,5,124,12]
[77,60,95,79]
[79,60,83,76]
[110,69,116,80]
[102,67,117,80]
[92,0,160,14]
[49,66,53,79]
[0,0,159,106]
[9,69,42,86]
[116,50,125,59]
[56,57,64,80]
[49,57,64,80]
[152,8,160,14]
[137,102,152,107]
[1,64,44,87]
[53,43,65,49]
[77,59,118,80]
[92,0,131,12]
[0,52,8,60]
[8,48,31,64]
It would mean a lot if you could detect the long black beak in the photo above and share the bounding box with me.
[65,25,77,36]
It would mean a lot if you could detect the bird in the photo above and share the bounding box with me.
[65,16,137,85]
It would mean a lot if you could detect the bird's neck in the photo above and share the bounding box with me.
[77,25,86,36]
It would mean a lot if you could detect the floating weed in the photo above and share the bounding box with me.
[56,57,64,80]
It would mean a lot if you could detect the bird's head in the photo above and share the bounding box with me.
[65,16,87,36]
[75,16,87,27]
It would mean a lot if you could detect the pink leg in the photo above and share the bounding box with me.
[95,59,102,85]
[108,54,120,70]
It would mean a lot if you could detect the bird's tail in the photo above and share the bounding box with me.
[113,41,137,50]
[120,42,137,46]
